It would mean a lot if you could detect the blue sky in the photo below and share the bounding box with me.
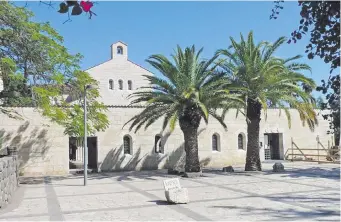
[19,1,332,97]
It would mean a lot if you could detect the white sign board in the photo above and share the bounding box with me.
[163,178,181,191]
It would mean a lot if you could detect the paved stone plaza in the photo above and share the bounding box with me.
[0,162,339,221]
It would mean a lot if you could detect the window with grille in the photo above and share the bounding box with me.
[154,135,162,153]
[119,80,123,90]
[238,134,244,149]
[123,136,131,154]
[212,134,218,151]
[128,80,132,90]
[109,79,113,90]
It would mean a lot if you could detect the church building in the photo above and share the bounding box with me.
[0,42,332,176]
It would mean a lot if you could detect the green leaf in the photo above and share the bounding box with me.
[169,112,178,132]
[198,102,208,121]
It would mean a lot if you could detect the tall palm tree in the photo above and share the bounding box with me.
[125,45,243,173]
[217,31,317,171]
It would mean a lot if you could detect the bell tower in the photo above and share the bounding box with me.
[111,41,128,60]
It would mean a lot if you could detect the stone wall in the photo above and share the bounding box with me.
[0,107,334,176]
[0,147,18,209]
[0,108,68,176]
[97,107,332,171]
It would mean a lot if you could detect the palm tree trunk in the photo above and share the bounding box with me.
[182,126,201,172]
[245,99,262,171]
[179,106,202,173]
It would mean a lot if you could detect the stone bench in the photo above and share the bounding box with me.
[163,178,189,204]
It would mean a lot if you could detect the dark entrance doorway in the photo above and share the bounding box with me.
[264,133,283,160]
[87,137,98,169]
[69,137,98,170]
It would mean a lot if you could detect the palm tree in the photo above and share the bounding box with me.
[217,31,317,171]
[125,45,243,173]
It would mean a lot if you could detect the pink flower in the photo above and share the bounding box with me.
[80,1,93,12]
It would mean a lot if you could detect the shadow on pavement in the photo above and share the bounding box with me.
[264,166,340,180]
[148,200,174,205]
[202,165,340,181]
[210,198,340,221]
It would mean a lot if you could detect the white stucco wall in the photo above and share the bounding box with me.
[0,107,331,176]
[85,41,151,106]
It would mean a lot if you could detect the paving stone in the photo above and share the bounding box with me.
[63,206,193,221]
[0,216,50,221]
[0,162,339,221]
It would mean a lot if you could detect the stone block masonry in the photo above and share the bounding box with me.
[0,107,333,176]
[0,147,18,209]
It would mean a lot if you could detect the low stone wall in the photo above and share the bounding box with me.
[0,147,18,209]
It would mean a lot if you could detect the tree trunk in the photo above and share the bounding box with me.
[335,130,340,146]
[179,105,201,173]
[182,126,201,172]
[333,113,340,146]
[245,99,262,171]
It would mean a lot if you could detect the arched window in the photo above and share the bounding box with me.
[123,135,132,154]
[238,133,245,150]
[212,134,219,151]
[128,80,132,90]
[154,135,162,153]
[118,80,123,90]
[117,46,123,55]
[109,79,113,90]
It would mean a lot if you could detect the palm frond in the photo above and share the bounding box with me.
[283,55,303,64]
[263,36,286,62]
[125,44,243,133]
[209,110,227,130]
[216,31,317,134]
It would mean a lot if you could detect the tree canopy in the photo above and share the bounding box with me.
[271,0,340,146]
[271,1,340,71]
[125,45,243,133]
[0,2,109,137]
[316,75,340,145]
